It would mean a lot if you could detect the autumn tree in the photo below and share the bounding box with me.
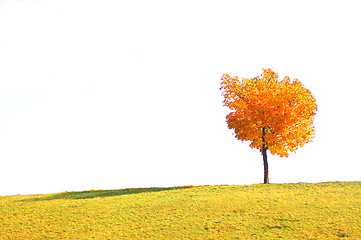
[220,69,317,184]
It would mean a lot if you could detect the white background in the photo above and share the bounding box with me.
[0,0,360,196]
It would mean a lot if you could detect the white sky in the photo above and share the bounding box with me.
[0,0,360,196]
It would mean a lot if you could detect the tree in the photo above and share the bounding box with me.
[220,69,317,184]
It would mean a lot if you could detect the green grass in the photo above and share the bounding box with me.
[1,182,360,239]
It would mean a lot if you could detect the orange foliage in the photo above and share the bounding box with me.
[221,69,317,157]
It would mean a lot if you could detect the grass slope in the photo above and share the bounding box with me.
[1,182,360,239]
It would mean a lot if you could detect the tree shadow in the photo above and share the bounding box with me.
[20,186,191,202]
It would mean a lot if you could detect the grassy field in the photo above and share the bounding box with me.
[0,182,360,239]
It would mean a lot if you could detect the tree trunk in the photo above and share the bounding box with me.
[262,146,269,184]
[261,127,269,184]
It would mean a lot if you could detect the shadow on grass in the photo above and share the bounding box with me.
[20,186,192,202]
